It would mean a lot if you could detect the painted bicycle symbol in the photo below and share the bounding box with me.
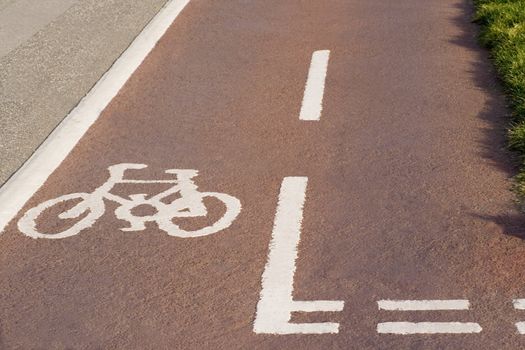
[18,163,242,239]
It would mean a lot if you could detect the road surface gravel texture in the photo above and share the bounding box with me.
[1,0,524,349]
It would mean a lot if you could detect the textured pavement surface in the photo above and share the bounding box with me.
[1,0,525,348]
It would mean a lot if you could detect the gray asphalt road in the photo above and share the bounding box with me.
[0,0,169,186]
[0,0,79,57]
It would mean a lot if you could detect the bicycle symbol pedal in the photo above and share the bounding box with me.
[18,163,242,239]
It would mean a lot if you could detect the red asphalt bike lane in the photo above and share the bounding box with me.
[1,0,525,349]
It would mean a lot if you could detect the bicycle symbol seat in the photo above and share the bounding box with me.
[18,163,242,239]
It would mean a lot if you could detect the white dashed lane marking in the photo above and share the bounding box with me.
[513,299,525,334]
[299,50,330,121]
[376,299,481,335]
[377,300,470,311]
[377,322,483,335]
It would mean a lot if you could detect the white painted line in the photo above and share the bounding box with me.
[299,50,330,121]
[377,322,482,335]
[253,177,344,335]
[514,300,525,334]
[378,300,470,311]
[516,322,525,334]
[513,299,525,310]
[292,300,343,313]
[0,0,191,234]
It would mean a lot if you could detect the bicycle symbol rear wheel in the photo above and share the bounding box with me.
[18,193,104,239]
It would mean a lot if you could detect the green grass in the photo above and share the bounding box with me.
[474,0,525,200]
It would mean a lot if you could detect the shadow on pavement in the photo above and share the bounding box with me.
[472,213,525,239]
[448,0,525,238]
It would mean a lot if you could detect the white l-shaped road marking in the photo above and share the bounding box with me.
[253,177,344,334]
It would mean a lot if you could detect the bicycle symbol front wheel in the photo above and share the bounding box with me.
[18,193,105,239]
[157,191,241,238]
